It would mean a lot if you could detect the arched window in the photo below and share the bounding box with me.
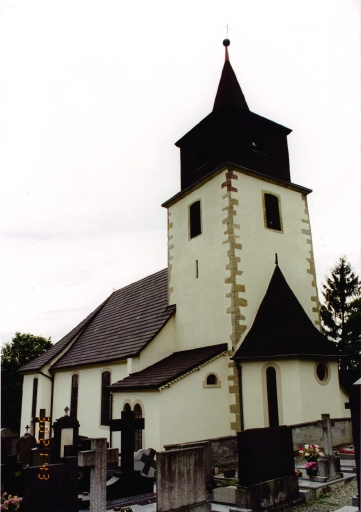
[70,374,79,419]
[266,367,279,427]
[134,404,143,452]
[206,374,217,385]
[101,371,111,426]
[264,193,281,231]
[31,377,38,420]
[123,403,131,412]
[189,201,202,239]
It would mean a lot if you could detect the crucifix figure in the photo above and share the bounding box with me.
[78,438,119,512]
[109,411,144,472]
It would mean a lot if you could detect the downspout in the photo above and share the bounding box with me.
[38,369,54,433]
[236,362,245,432]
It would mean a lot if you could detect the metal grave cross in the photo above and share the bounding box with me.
[78,438,119,512]
[109,410,144,472]
[33,408,51,480]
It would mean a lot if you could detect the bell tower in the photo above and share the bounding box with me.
[175,39,292,191]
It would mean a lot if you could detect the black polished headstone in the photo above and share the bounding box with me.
[237,426,294,487]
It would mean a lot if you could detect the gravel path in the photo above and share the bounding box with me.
[295,477,358,512]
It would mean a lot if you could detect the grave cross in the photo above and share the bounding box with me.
[78,438,119,512]
[317,413,335,457]
[110,411,144,472]
[140,448,156,476]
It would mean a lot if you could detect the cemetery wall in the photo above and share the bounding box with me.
[291,417,352,449]
[137,317,175,372]
[167,172,232,353]
[52,361,128,440]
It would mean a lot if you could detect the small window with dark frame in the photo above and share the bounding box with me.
[196,145,208,169]
[70,374,79,419]
[264,193,281,231]
[134,403,143,452]
[189,201,202,239]
[101,371,111,426]
[31,377,38,420]
[252,133,267,155]
[206,374,217,385]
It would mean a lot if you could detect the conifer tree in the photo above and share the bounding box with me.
[320,257,360,391]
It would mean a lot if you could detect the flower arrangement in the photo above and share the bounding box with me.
[339,447,355,454]
[298,444,324,462]
[0,493,23,511]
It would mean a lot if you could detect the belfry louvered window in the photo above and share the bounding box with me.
[264,193,281,231]
[189,200,201,239]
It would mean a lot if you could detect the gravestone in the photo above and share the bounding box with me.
[345,379,360,509]
[157,446,211,512]
[106,411,154,500]
[1,428,18,459]
[134,448,156,478]
[78,437,119,512]
[51,409,80,463]
[21,456,78,512]
[16,432,37,467]
[316,414,342,481]
[31,408,52,469]
[235,426,300,512]
[0,455,22,497]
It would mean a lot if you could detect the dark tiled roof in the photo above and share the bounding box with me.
[51,269,175,370]
[110,344,228,390]
[233,266,339,361]
[19,298,111,373]
[213,59,249,111]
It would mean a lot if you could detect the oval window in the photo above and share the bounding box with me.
[316,363,328,382]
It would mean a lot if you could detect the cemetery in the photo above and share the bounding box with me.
[1,404,359,512]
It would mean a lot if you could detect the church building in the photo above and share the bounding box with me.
[19,40,349,452]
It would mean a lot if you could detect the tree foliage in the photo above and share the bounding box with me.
[320,257,360,391]
[1,332,52,432]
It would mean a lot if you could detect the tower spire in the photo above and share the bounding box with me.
[213,39,249,111]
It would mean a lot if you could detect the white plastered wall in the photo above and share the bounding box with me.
[137,317,175,372]
[20,373,53,436]
[233,171,319,346]
[241,359,350,430]
[52,362,128,441]
[111,355,230,452]
[168,173,231,352]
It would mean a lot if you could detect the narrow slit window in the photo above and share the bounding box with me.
[70,374,79,419]
[196,260,199,278]
[264,193,281,231]
[190,201,201,239]
[101,371,111,426]
[31,377,38,420]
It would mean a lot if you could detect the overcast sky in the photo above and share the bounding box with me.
[1,0,360,346]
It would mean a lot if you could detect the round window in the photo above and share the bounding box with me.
[316,363,328,382]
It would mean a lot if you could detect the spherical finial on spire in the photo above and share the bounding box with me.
[223,38,230,47]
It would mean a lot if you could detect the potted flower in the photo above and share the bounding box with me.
[1,492,23,511]
[298,444,324,477]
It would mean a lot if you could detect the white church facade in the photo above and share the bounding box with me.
[20,40,349,453]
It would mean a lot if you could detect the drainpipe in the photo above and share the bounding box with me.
[236,363,245,432]
[38,369,54,434]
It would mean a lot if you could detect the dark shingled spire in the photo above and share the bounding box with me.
[233,265,339,360]
[213,39,249,111]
